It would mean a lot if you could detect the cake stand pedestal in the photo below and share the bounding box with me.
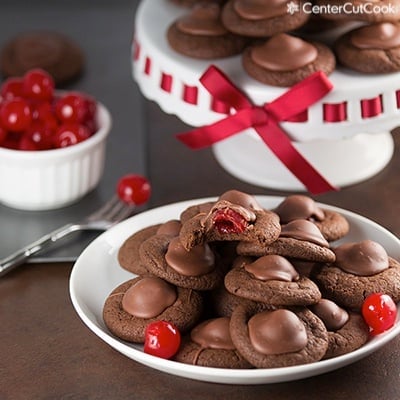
[132,0,399,191]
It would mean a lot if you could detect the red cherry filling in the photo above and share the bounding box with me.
[212,208,248,234]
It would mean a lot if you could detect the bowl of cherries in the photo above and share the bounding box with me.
[0,68,111,210]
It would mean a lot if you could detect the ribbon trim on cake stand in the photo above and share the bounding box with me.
[176,65,338,194]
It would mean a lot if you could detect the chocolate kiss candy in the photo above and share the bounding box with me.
[351,22,400,50]
[191,317,235,350]
[177,3,227,36]
[251,33,318,71]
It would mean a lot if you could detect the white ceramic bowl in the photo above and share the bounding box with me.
[0,102,111,211]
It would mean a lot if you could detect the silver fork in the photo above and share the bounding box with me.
[0,195,137,277]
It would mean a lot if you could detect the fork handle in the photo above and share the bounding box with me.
[0,223,81,277]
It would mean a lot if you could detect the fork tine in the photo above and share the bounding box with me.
[110,202,137,223]
[86,195,120,221]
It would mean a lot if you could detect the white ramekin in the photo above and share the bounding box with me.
[0,103,112,211]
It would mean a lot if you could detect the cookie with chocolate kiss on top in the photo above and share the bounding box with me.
[237,219,336,263]
[334,22,400,74]
[242,33,336,87]
[103,276,203,343]
[174,317,253,368]
[312,240,400,310]
[179,190,281,251]
[139,233,225,290]
[274,195,349,242]
[310,299,370,359]
[167,2,248,59]
[224,255,322,306]
[230,303,329,368]
[221,0,310,37]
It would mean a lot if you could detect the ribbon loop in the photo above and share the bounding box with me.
[176,65,338,194]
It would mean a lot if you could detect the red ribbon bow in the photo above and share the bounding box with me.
[176,65,338,194]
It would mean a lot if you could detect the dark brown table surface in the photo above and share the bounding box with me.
[2,1,400,399]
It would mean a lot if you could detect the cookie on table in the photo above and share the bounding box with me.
[310,298,370,359]
[311,240,400,310]
[221,0,310,37]
[179,191,281,251]
[167,2,248,59]
[174,317,253,368]
[224,255,322,306]
[274,195,350,242]
[237,219,336,263]
[103,276,203,343]
[334,22,400,74]
[0,31,84,86]
[230,303,329,368]
[315,0,400,22]
[242,33,336,87]
[139,233,225,290]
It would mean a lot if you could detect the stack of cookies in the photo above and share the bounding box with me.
[103,190,400,369]
[166,0,400,86]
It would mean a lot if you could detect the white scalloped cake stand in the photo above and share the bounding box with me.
[132,0,399,191]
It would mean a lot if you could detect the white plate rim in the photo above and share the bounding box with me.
[69,196,400,385]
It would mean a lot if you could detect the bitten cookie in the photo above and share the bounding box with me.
[310,299,370,359]
[312,240,400,310]
[167,2,248,59]
[230,303,329,368]
[274,195,350,242]
[242,33,336,87]
[0,31,84,85]
[103,276,203,343]
[224,255,322,306]
[237,219,336,263]
[221,0,310,37]
[334,22,400,74]
[179,192,281,251]
[174,317,253,368]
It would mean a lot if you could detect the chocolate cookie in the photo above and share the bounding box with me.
[315,0,400,22]
[174,317,253,368]
[167,2,248,59]
[1,31,84,85]
[224,255,322,306]
[334,22,400,74]
[179,196,281,251]
[118,224,161,275]
[242,33,336,87]
[310,299,370,359]
[221,0,310,37]
[103,276,203,343]
[274,195,350,242]
[312,240,400,310]
[139,234,224,290]
[230,303,329,368]
[180,201,214,224]
[237,219,336,263]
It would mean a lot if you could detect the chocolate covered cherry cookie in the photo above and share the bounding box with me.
[334,22,400,74]
[221,0,310,37]
[174,317,252,368]
[103,276,203,343]
[312,240,400,310]
[230,303,329,368]
[242,33,336,87]
[167,2,248,59]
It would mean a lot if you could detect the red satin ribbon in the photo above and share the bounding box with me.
[176,65,338,194]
